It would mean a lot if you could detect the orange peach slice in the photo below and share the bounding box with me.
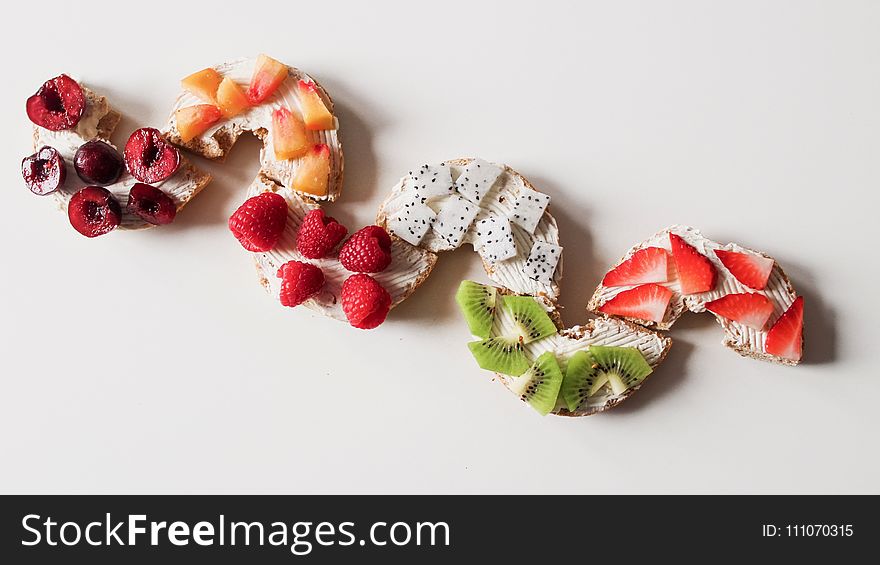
[246,54,288,105]
[175,105,222,143]
[216,77,250,119]
[181,68,223,104]
[272,108,309,161]
[297,80,336,130]
[293,144,331,196]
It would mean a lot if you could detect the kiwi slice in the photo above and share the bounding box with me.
[456,281,497,338]
[561,350,604,412]
[467,337,530,376]
[502,295,557,343]
[510,351,564,415]
[588,346,653,396]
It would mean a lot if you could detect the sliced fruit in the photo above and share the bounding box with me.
[705,292,774,330]
[455,281,497,339]
[272,107,309,160]
[293,144,331,197]
[589,346,653,396]
[502,295,557,343]
[467,337,530,377]
[602,247,669,287]
[127,183,177,225]
[598,283,672,324]
[562,350,601,412]
[22,146,66,196]
[297,80,336,130]
[509,352,564,416]
[124,128,180,183]
[669,233,717,294]
[175,105,222,143]
[68,186,121,238]
[246,54,288,104]
[26,74,85,131]
[216,77,250,119]
[714,249,774,290]
[765,296,804,362]
[180,68,223,104]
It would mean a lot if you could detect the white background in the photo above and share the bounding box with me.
[2,0,878,494]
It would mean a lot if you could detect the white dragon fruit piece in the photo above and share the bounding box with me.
[524,241,562,285]
[409,163,455,203]
[509,190,551,234]
[387,199,438,246]
[474,215,517,263]
[455,158,503,205]
[432,194,480,248]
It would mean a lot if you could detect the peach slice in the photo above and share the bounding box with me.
[175,105,222,143]
[246,54,288,105]
[297,80,336,130]
[181,68,223,104]
[216,77,250,119]
[293,144,331,197]
[272,108,309,161]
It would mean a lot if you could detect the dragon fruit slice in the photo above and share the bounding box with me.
[432,194,479,248]
[509,190,551,234]
[409,163,455,203]
[474,215,517,263]
[387,199,437,246]
[455,158,503,205]
[524,241,562,284]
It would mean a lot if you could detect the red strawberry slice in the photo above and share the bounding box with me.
[598,283,673,324]
[602,247,670,287]
[765,296,804,362]
[705,293,774,330]
[714,249,774,290]
[669,233,717,294]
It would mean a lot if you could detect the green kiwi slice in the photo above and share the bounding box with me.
[502,295,557,343]
[588,346,653,396]
[467,337,530,376]
[456,281,497,338]
[561,350,604,412]
[510,351,564,415]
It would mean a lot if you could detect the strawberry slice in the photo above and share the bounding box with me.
[714,249,774,290]
[705,292,774,330]
[602,247,669,287]
[669,233,717,294]
[598,283,673,324]
[765,297,804,362]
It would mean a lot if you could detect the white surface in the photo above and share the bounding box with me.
[1,0,878,494]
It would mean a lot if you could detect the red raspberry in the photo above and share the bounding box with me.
[340,274,392,329]
[277,261,325,307]
[296,209,348,259]
[228,192,288,252]
[338,225,392,273]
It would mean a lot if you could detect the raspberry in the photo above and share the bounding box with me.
[228,192,288,252]
[296,209,348,259]
[340,274,392,329]
[338,225,392,273]
[277,261,325,307]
